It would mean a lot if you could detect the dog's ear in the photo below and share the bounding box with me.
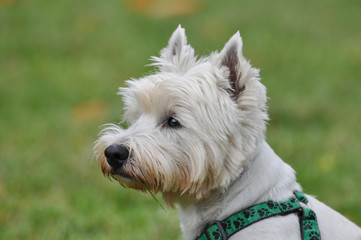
[150,25,196,73]
[164,24,188,59]
[217,32,247,99]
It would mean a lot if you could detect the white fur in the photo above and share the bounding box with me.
[94,25,361,239]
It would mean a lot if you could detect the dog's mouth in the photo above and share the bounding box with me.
[110,163,162,193]
[111,168,134,181]
[109,162,148,185]
[107,160,134,179]
[99,153,160,192]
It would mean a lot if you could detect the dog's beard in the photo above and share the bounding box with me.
[101,158,153,192]
[100,154,213,205]
[94,126,244,205]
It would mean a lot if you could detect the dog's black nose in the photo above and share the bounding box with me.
[104,144,129,169]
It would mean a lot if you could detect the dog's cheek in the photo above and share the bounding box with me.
[175,138,221,198]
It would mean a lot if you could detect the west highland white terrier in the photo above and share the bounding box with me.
[94,26,361,240]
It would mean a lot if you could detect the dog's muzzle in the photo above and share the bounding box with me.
[104,144,129,169]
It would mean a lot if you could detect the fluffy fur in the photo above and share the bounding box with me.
[94,25,361,239]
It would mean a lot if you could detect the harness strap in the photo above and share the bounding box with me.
[195,191,321,240]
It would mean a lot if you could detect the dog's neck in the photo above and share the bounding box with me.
[176,140,301,240]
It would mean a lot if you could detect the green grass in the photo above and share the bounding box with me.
[1,0,360,239]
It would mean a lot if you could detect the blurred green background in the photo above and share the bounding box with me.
[1,0,360,239]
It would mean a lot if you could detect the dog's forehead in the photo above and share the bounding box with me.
[128,72,219,114]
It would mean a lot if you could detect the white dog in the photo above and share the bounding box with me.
[94,26,361,240]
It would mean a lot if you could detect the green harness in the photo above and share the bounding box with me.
[196,191,321,240]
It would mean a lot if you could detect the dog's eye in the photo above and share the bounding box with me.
[167,117,181,128]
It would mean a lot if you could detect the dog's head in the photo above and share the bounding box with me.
[94,26,268,205]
